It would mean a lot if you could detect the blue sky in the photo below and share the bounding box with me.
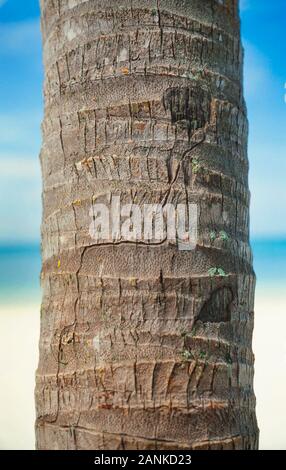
[0,0,285,243]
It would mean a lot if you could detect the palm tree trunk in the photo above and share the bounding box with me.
[36,0,259,450]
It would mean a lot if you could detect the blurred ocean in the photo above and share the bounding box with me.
[0,238,285,304]
[0,244,41,305]
[253,238,286,290]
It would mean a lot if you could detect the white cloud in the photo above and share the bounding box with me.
[250,186,286,237]
[249,141,286,238]
[240,0,250,11]
[0,155,41,243]
[0,111,42,152]
[0,155,40,179]
[0,19,41,56]
[243,41,273,99]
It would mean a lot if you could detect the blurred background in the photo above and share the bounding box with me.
[0,0,285,450]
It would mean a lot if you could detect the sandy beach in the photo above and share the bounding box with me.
[0,290,285,450]
[0,302,40,450]
[253,289,286,450]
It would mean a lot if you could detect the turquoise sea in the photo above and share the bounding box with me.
[0,244,41,305]
[252,238,286,291]
[0,239,285,304]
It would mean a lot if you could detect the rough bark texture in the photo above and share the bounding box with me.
[36,0,259,450]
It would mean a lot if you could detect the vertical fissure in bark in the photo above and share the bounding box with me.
[36,0,258,450]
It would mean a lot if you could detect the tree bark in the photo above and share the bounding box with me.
[36,0,259,450]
